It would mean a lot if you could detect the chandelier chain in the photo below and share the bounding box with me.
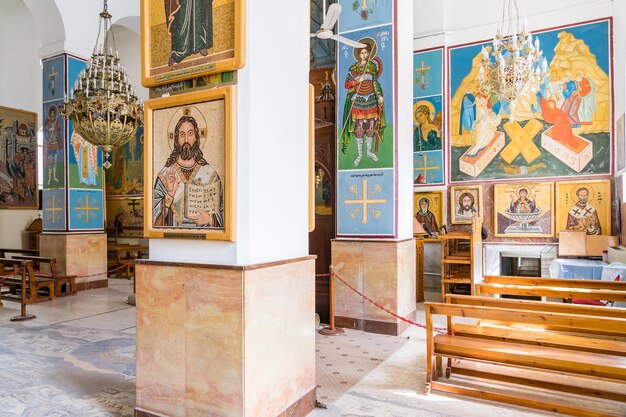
[478,0,547,102]
[61,0,143,170]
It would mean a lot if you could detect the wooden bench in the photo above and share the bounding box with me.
[0,248,39,258]
[0,257,55,303]
[445,294,626,352]
[12,255,77,296]
[483,275,626,290]
[107,244,147,279]
[425,301,626,416]
[475,275,626,304]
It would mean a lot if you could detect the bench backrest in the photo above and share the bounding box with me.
[11,255,58,275]
[475,283,626,302]
[483,275,626,289]
[0,257,36,287]
[0,248,39,258]
[426,302,626,335]
[446,294,626,319]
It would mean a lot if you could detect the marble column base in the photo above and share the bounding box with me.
[331,239,416,336]
[135,256,316,417]
[39,233,108,289]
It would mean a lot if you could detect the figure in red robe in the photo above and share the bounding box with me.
[537,92,580,150]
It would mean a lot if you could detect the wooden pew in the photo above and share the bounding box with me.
[0,248,39,258]
[483,275,626,290]
[107,244,147,279]
[425,301,626,417]
[475,276,626,304]
[11,255,77,296]
[445,295,626,353]
[0,257,55,303]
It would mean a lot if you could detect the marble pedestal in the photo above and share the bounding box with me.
[39,233,108,290]
[331,239,416,336]
[135,257,316,417]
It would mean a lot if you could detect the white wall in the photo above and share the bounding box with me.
[111,24,149,102]
[150,0,310,265]
[0,0,142,249]
[415,0,615,45]
[47,0,140,59]
[397,0,415,240]
[0,0,42,248]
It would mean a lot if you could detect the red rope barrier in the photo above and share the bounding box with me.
[316,272,448,335]
[3,262,132,281]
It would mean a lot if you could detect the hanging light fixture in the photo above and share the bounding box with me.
[61,0,143,169]
[478,0,548,102]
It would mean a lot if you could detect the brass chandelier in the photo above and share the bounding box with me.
[61,0,143,169]
[478,0,548,102]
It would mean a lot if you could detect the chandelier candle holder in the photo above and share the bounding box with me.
[61,0,143,169]
[478,0,548,102]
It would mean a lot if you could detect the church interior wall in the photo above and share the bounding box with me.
[2,0,626,257]
[397,0,417,240]
[0,0,145,250]
[150,0,312,266]
[0,0,43,248]
[413,0,624,251]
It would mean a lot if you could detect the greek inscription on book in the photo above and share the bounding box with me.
[185,183,219,218]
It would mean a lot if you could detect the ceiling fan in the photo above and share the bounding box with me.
[311,2,366,49]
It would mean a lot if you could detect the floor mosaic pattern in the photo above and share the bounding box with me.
[0,323,135,417]
[315,329,407,406]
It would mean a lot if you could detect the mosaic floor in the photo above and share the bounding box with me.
[0,282,612,417]
[315,329,407,406]
[0,323,136,417]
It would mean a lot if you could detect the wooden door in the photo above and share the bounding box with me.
[309,67,336,323]
[309,125,335,323]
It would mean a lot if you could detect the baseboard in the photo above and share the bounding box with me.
[76,279,108,291]
[135,387,316,417]
[335,310,417,336]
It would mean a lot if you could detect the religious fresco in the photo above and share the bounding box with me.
[494,182,553,237]
[68,125,103,189]
[105,127,144,197]
[413,191,444,235]
[0,106,38,209]
[338,0,393,34]
[413,151,443,184]
[42,55,64,103]
[336,169,394,236]
[336,0,395,238]
[449,185,482,225]
[555,179,610,236]
[448,19,612,182]
[42,189,66,230]
[337,26,394,170]
[413,48,443,98]
[42,55,68,230]
[413,47,444,185]
[68,189,104,230]
[42,101,66,188]
[65,55,105,231]
[142,0,245,86]
[106,197,144,237]
[144,87,235,241]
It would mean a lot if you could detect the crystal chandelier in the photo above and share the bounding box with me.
[478,0,548,102]
[61,0,143,169]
